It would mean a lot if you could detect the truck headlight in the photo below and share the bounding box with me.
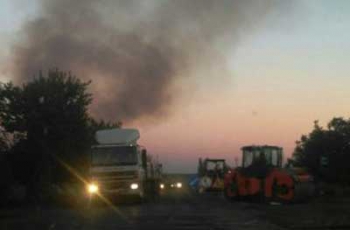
[176,182,182,188]
[87,183,99,194]
[160,183,165,189]
[130,183,139,190]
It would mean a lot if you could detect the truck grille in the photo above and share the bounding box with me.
[91,171,137,191]
[99,181,130,190]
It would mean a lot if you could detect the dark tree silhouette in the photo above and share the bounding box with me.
[0,70,121,200]
[293,118,350,184]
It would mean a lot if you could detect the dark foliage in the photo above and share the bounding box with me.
[0,70,120,198]
[293,118,350,184]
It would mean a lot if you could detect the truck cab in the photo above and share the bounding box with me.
[87,129,159,200]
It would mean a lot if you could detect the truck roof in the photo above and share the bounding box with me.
[95,128,140,145]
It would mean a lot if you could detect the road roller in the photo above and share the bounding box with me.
[224,145,314,203]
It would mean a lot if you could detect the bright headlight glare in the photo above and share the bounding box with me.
[130,183,138,190]
[176,182,182,188]
[88,184,98,194]
[160,184,165,189]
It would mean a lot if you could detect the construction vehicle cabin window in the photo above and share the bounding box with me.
[271,149,278,166]
[206,161,215,170]
[243,147,281,168]
[207,161,224,170]
[243,150,253,167]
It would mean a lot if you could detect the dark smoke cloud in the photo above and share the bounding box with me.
[9,0,286,122]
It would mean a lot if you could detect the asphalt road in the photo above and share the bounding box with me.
[1,192,350,230]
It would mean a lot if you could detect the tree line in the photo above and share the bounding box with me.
[0,70,120,202]
[0,69,349,203]
[292,118,350,185]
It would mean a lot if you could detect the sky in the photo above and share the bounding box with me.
[1,0,350,172]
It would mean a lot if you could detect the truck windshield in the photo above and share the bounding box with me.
[91,146,137,166]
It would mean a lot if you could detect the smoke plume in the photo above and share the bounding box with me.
[9,0,284,122]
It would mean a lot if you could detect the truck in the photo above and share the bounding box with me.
[86,128,162,201]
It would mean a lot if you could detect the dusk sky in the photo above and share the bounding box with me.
[1,0,350,172]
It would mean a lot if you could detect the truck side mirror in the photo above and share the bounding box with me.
[141,149,147,168]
